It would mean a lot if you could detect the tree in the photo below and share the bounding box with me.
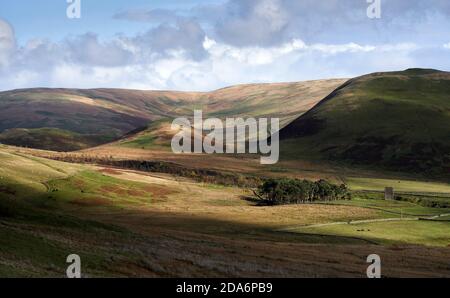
[257,178,351,205]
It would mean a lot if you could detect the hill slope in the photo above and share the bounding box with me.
[280,69,450,174]
[0,79,345,151]
[0,127,112,151]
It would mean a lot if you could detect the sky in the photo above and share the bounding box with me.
[1,0,450,91]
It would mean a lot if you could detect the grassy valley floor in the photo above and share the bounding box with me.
[0,145,450,277]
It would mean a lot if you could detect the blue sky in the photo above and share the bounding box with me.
[1,0,450,91]
[0,0,222,43]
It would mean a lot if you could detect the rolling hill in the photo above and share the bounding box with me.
[280,69,450,174]
[2,68,450,277]
[0,80,345,151]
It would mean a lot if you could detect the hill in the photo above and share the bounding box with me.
[280,69,450,175]
[0,88,152,151]
[0,80,345,151]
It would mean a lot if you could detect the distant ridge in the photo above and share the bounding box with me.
[0,79,345,151]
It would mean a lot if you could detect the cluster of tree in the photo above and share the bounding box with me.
[256,178,351,205]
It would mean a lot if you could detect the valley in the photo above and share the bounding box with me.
[1,145,450,277]
[0,69,449,277]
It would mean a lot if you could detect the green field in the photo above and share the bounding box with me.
[293,220,450,247]
[283,193,450,247]
[346,177,450,194]
[331,196,450,216]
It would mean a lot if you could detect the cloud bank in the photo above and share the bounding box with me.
[1,0,450,91]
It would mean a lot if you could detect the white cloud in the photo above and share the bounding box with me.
[130,19,207,61]
[444,43,450,49]
[215,0,290,47]
[204,37,306,66]
[65,33,133,67]
[139,0,450,48]
[0,35,428,91]
[0,15,446,92]
[194,38,423,89]
[0,19,15,68]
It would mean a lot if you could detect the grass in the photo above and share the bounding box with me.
[293,220,450,247]
[325,196,450,216]
[0,155,152,276]
[345,177,450,209]
[280,69,450,175]
[0,224,115,277]
[0,127,114,152]
[0,149,79,194]
[436,215,450,220]
[0,147,364,276]
[0,149,146,276]
[346,177,450,194]
[1,146,450,277]
[45,170,162,210]
[118,119,172,150]
[287,194,450,247]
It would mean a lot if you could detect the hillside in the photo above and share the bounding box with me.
[0,128,111,151]
[280,69,450,174]
[0,79,345,151]
[0,89,152,150]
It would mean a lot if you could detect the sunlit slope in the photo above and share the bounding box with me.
[0,79,345,151]
[199,79,347,126]
[115,120,174,150]
[280,69,450,174]
[0,145,81,202]
[0,89,152,150]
